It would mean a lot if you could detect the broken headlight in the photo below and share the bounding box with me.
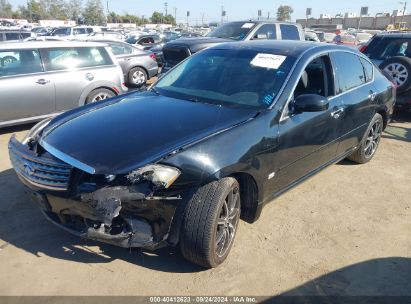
[22,117,53,145]
[127,164,181,189]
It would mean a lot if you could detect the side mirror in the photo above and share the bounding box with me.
[294,94,329,113]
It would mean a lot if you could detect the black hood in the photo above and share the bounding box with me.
[41,92,257,175]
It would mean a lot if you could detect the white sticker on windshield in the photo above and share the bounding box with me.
[250,53,287,70]
[241,23,255,28]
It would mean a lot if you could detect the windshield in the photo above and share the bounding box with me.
[207,22,256,40]
[154,49,295,109]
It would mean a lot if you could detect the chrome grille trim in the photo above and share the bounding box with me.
[8,136,72,191]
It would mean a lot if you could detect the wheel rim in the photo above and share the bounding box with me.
[132,70,146,85]
[384,63,409,87]
[215,187,240,258]
[91,92,110,103]
[364,120,382,158]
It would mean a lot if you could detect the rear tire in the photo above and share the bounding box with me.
[347,113,383,164]
[128,67,147,88]
[85,88,115,104]
[380,57,411,94]
[180,177,241,268]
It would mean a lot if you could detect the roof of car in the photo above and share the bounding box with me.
[0,41,107,50]
[374,32,411,38]
[208,40,355,56]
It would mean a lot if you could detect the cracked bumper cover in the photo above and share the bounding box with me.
[27,186,182,250]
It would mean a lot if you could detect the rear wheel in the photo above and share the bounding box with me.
[380,57,411,94]
[180,177,241,268]
[85,88,115,104]
[128,67,147,87]
[347,113,383,164]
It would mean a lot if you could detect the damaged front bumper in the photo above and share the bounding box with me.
[9,136,185,250]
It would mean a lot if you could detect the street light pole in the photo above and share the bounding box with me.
[400,1,407,26]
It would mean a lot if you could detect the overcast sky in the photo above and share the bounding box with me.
[9,0,400,22]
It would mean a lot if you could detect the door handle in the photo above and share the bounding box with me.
[331,107,345,119]
[369,91,377,101]
[36,79,50,85]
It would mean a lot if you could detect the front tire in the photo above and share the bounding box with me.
[347,113,383,164]
[180,177,241,268]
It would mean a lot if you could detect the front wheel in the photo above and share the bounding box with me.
[180,177,241,268]
[347,113,383,164]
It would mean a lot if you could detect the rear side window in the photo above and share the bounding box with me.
[109,43,133,55]
[253,24,277,40]
[280,24,300,40]
[332,52,366,93]
[360,57,374,82]
[366,37,411,59]
[42,47,113,71]
[0,50,43,77]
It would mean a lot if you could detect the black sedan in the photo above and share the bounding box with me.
[8,41,395,268]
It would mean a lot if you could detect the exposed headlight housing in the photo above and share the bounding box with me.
[127,164,181,189]
[22,117,53,145]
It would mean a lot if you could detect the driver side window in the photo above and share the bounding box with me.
[285,55,334,116]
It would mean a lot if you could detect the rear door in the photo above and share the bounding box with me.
[40,46,115,111]
[330,51,376,155]
[0,49,55,122]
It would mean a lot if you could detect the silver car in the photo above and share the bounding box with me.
[0,41,127,128]
[89,39,158,87]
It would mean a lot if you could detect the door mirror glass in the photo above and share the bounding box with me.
[294,94,329,112]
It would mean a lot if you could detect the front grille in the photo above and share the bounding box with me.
[8,136,72,191]
[163,46,191,66]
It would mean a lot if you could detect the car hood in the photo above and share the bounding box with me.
[40,92,257,175]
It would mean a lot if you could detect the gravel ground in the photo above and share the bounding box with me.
[0,110,410,297]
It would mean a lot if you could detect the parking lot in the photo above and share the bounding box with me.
[0,110,410,296]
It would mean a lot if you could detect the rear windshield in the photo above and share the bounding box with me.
[207,22,257,40]
[155,48,296,109]
[365,36,411,60]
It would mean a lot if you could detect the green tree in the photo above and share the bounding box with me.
[0,0,13,18]
[66,0,83,20]
[18,0,47,22]
[151,11,163,23]
[277,5,293,21]
[82,0,105,25]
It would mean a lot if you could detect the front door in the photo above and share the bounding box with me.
[269,55,345,195]
[0,49,55,123]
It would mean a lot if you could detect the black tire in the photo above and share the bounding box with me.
[1,55,17,67]
[128,67,147,88]
[180,177,241,268]
[347,113,384,164]
[380,57,411,94]
[85,88,115,104]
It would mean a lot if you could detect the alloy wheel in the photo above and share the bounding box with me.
[132,70,146,85]
[91,93,111,103]
[215,187,240,258]
[384,63,409,87]
[364,120,382,158]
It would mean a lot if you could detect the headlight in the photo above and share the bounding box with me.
[127,164,181,189]
[21,117,53,145]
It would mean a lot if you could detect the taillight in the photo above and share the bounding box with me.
[359,45,368,53]
[149,53,156,60]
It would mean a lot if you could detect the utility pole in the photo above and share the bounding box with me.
[400,1,408,26]
[106,0,110,15]
[202,13,205,26]
[173,7,177,26]
[221,6,224,25]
